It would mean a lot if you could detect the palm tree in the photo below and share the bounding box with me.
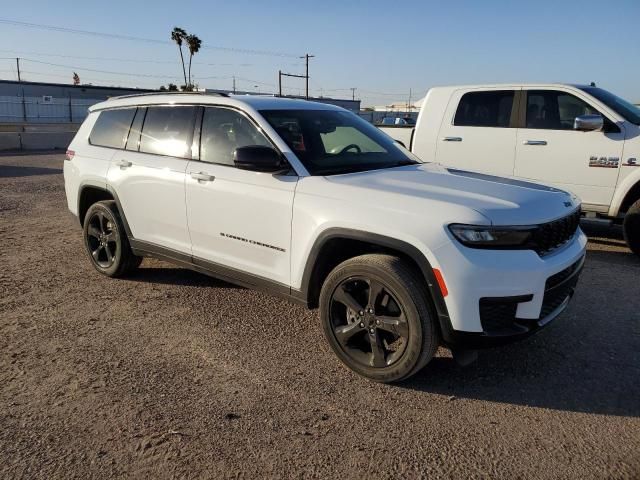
[186,34,202,90]
[171,27,188,87]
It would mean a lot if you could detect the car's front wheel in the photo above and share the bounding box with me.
[83,200,141,277]
[319,254,439,383]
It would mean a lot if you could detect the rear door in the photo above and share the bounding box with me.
[185,106,296,285]
[514,88,624,209]
[436,88,519,176]
[106,105,196,254]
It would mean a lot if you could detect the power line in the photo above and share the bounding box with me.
[21,58,184,79]
[0,18,301,58]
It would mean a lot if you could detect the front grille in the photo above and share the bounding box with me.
[539,256,584,318]
[530,209,581,255]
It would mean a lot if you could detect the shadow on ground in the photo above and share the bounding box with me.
[126,266,239,289]
[0,165,62,178]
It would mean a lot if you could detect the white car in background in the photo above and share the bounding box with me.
[64,92,586,382]
[379,84,640,256]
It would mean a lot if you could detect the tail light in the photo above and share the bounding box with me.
[65,149,75,161]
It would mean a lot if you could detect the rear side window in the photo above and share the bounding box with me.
[525,91,599,130]
[139,106,197,158]
[89,108,136,148]
[454,91,515,127]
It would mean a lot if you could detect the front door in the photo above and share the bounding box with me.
[436,88,518,177]
[514,89,624,209]
[185,106,296,286]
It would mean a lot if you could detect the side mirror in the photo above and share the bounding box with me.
[574,114,603,131]
[234,146,288,173]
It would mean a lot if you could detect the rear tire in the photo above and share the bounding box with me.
[623,199,640,257]
[83,201,141,277]
[319,254,439,383]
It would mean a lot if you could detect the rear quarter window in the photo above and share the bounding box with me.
[89,108,136,149]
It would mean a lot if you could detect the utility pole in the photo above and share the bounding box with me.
[279,70,306,98]
[350,87,357,101]
[16,58,21,82]
[278,70,282,97]
[408,88,412,111]
[299,53,315,100]
[232,76,236,94]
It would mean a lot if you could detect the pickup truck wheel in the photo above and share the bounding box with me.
[623,199,640,257]
[83,201,141,277]
[319,254,439,383]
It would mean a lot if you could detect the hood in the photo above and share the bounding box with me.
[323,163,579,225]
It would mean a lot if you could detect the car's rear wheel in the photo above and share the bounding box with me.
[623,199,640,257]
[83,201,141,277]
[319,254,439,383]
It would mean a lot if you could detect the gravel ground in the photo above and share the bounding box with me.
[1,152,639,479]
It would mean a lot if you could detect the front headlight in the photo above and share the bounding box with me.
[448,224,535,248]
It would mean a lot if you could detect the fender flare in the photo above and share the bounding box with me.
[299,228,456,343]
[609,168,640,216]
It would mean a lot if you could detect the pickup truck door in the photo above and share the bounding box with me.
[435,89,519,177]
[514,89,624,209]
[185,106,296,286]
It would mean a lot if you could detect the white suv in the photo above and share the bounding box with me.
[64,92,586,382]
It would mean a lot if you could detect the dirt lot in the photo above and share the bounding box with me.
[1,152,639,479]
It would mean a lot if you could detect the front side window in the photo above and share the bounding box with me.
[89,108,136,148]
[200,107,270,165]
[260,109,419,175]
[525,91,599,130]
[453,91,515,127]
[139,106,196,158]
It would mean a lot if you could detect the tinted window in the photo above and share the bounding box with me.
[261,109,420,175]
[454,91,514,127]
[526,91,598,130]
[139,106,196,158]
[200,108,270,165]
[89,108,136,148]
[125,107,145,151]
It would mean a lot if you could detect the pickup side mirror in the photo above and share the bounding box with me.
[574,114,603,131]
[234,146,289,173]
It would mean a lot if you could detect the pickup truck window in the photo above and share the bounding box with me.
[454,91,514,128]
[579,87,640,125]
[261,109,419,175]
[526,91,598,130]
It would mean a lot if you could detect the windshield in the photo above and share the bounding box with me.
[579,87,640,125]
[260,109,420,175]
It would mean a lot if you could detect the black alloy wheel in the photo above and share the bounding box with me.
[330,276,409,368]
[86,210,118,268]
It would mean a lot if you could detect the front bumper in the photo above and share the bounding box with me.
[430,229,587,348]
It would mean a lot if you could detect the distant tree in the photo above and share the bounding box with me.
[167,83,178,91]
[186,34,202,90]
[171,27,188,87]
[73,72,80,85]
[159,85,167,91]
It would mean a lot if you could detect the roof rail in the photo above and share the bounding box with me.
[110,91,229,100]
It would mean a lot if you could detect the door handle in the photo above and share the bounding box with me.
[190,171,215,182]
[523,140,547,146]
[117,159,132,168]
[442,136,462,142]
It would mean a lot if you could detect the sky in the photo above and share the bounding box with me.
[0,0,638,107]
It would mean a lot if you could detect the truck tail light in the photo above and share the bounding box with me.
[65,149,75,161]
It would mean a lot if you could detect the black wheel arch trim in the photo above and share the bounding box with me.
[298,228,456,344]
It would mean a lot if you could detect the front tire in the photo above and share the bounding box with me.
[319,254,439,383]
[83,201,141,277]
[623,199,640,257]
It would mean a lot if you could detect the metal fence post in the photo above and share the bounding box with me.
[69,96,73,123]
[21,88,27,123]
